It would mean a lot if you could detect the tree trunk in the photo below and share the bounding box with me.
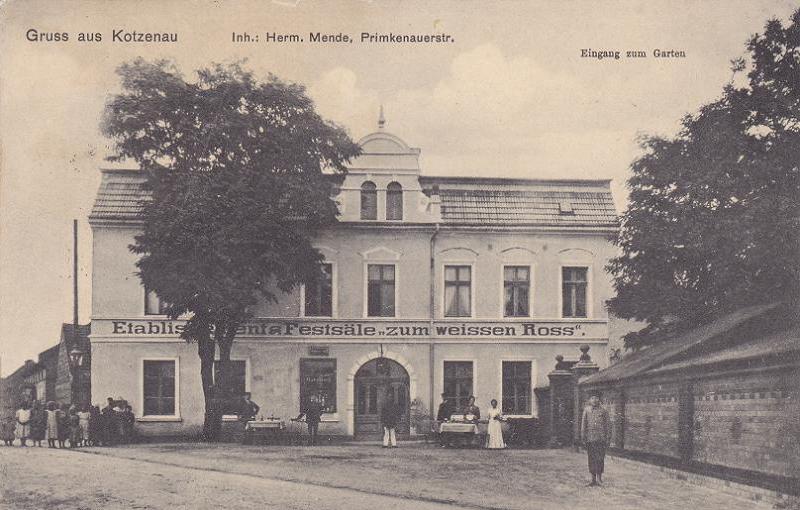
[199,333,218,442]
[216,321,239,420]
[190,318,241,442]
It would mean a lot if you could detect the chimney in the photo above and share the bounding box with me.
[428,185,442,221]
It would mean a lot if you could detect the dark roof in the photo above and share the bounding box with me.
[61,323,91,352]
[650,323,800,374]
[38,344,61,364]
[1,360,38,381]
[420,177,618,228]
[90,169,618,227]
[420,176,617,227]
[437,189,615,226]
[89,170,148,222]
[580,302,783,386]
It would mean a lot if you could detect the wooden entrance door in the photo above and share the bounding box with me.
[354,358,410,439]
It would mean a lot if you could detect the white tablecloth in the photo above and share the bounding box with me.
[439,422,478,434]
[245,420,284,431]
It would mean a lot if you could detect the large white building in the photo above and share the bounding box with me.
[89,121,619,439]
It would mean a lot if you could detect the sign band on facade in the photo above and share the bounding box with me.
[104,319,598,338]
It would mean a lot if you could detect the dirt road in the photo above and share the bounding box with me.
[0,443,772,509]
[1,447,454,510]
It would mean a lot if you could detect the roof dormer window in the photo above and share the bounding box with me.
[558,200,574,215]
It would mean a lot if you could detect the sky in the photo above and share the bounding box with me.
[0,0,797,376]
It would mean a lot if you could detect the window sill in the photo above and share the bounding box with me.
[222,415,240,422]
[137,416,182,422]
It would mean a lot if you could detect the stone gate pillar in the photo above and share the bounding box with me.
[547,355,576,447]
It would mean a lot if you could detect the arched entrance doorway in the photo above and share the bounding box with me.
[354,358,410,439]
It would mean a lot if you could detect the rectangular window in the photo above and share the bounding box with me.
[443,361,473,412]
[300,359,337,414]
[562,267,588,318]
[144,287,169,315]
[503,266,530,317]
[143,360,176,416]
[444,265,471,317]
[367,264,395,317]
[304,263,333,317]
[213,360,247,416]
[502,361,532,415]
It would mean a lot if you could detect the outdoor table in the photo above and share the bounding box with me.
[243,419,285,445]
[439,421,482,447]
[439,422,479,434]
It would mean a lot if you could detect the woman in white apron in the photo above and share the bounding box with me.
[485,399,506,449]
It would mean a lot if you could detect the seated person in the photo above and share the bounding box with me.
[437,393,454,422]
[239,392,260,423]
[463,396,480,422]
[437,393,454,447]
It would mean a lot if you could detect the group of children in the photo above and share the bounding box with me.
[2,397,136,448]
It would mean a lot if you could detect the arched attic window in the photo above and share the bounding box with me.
[386,182,403,221]
[360,181,377,220]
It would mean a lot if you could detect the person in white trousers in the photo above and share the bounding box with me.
[380,391,400,448]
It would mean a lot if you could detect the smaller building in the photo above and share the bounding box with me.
[0,323,91,420]
[1,360,40,420]
[579,302,800,495]
[54,324,92,405]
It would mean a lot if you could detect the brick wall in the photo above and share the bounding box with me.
[692,369,800,479]
[622,382,681,458]
[603,388,626,449]
[580,365,799,493]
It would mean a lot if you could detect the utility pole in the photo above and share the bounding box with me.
[73,219,79,331]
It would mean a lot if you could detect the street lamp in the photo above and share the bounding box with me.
[68,346,88,407]
[68,347,85,370]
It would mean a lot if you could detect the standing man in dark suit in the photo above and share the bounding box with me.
[380,390,400,448]
[297,395,323,446]
[463,395,481,421]
[580,392,611,486]
[102,397,118,446]
[436,393,454,447]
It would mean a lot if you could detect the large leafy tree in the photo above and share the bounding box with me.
[102,59,360,439]
[608,10,800,349]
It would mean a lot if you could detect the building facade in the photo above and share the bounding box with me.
[89,124,619,438]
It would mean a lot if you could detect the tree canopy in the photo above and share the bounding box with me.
[608,10,800,349]
[101,59,360,438]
